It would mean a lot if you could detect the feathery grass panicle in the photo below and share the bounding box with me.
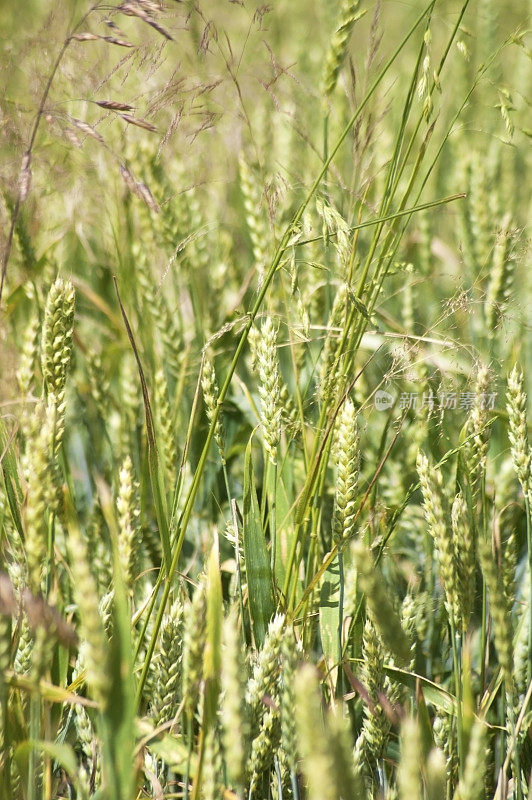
[417,453,462,631]
[0,3,529,798]
[333,397,359,543]
[351,541,412,665]
[417,29,434,121]
[506,365,531,498]
[116,455,141,596]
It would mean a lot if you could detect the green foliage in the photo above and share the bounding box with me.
[0,0,530,798]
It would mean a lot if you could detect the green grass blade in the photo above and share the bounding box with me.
[243,436,275,648]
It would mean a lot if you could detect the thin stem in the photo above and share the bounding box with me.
[270,460,278,574]
[337,546,345,697]
[290,769,300,800]
[451,623,464,776]
[525,493,532,687]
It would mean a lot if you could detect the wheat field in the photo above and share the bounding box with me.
[0,0,530,798]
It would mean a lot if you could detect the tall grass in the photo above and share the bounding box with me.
[0,1,530,799]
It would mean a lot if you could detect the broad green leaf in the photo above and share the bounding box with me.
[319,555,341,685]
[14,740,78,781]
[270,456,295,588]
[0,419,24,540]
[6,672,97,709]
[243,436,275,648]
[416,680,435,758]
[384,665,456,714]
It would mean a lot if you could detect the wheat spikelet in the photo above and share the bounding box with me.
[239,155,268,286]
[41,277,75,396]
[322,0,365,97]
[358,618,388,765]
[485,214,516,336]
[154,366,178,484]
[417,453,462,631]
[246,614,284,717]
[506,365,531,498]
[250,317,282,464]
[201,355,226,465]
[182,576,207,717]
[333,398,359,543]
[17,313,40,436]
[464,364,492,497]
[116,455,141,596]
[279,627,298,773]
[86,350,111,422]
[24,402,54,594]
[150,598,183,726]
[451,492,475,632]
[247,707,280,794]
